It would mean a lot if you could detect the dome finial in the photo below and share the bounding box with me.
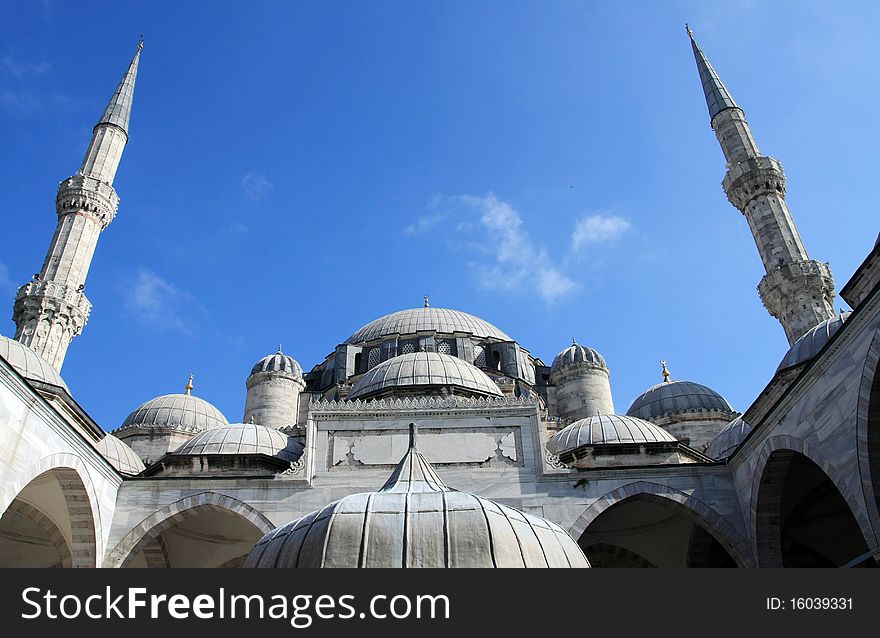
[572,337,577,346]
[185,372,194,395]
[277,343,283,354]
[424,294,430,308]
[137,35,144,51]
[409,422,418,450]
[685,22,693,39]
[661,360,670,383]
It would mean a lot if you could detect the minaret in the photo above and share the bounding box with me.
[13,41,142,370]
[687,26,835,345]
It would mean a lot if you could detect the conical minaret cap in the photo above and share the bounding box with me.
[96,39,142,135]
[687,25,739,120]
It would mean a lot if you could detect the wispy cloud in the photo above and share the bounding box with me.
[242,172,273,201]
[571,213,631,250]
[124,268,200,333]
[405,212,446,235]
[1,56,50,78]
[453,193,577,302]
[0,262,16,296]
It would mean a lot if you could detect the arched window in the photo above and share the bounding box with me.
[367,348,381,369]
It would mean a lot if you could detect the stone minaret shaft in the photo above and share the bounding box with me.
[13,42,142,371]
[689,29,834,345]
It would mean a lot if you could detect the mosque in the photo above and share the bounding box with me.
[1,29,879,568]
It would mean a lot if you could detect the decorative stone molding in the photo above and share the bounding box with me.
[309,394,536,413]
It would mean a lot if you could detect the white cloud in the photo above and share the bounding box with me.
[572,213,631,249]
[242,172,273,201]
[125,268,198,333]
[0,262,16,295]
[454,193,577,302]
[0,56,50,78]
[404,212,446,235]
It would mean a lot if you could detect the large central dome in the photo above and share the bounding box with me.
[345,307,512,344]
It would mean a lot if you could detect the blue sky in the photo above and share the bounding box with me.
[1,1,878,429]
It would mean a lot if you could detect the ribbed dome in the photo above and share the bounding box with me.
[777,312,851,372]
[244,426,589,568]
[550,342,608,373]
[96,434,145,475]
[626,380,734,421]
[173,423,303,464]
[547,414,677,455]
[345,307,512,344]
[249,349,303,379]
[348,351,503,399]
[706,416,753,459]
[116,393,228,434]
[0,335,68,391]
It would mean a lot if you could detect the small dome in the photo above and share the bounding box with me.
[550,341,608,374]
[706,416,753,459]
[96,434,145,475]
[250,349,303,379]
[345,307,512,344]
[348,351,503,399]
[777,312,851,372]
[116,393,228,434]
[244,425,588,568]
[626,380,733,421]
[172,423,303,464]
[547,414,676,455]
[0,335,68,391]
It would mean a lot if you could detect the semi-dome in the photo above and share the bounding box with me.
[348,351,503,399]
[550,340,608,373]
[547,414,677,456]
[0,335,68,391]
[244,425,589,568]
[172,423,303,464]
[777,312,851,372]
[116,391,228,435]
[249,348,303,379]
[96,434,145,475]
[345,306,512,344]
[627,379,733,421]
[705,416,753,459]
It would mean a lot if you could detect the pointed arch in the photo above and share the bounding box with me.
[857,324,880,539]
[105,492,275,567]
[569,480,754,568]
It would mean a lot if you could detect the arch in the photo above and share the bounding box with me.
[857,325,880,537]
[0,500,72,568]
[749,434,874,562]
[754,447,873,567]
[0,454,101,568]
[106,492,275,568]
[569,481,754,568]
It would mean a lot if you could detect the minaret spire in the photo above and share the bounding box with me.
[687,28,834,345]
[12,41,143,371]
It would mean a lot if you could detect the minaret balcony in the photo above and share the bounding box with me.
[56,175,119,227]
[15,280,92,318]
[723,156,786,210]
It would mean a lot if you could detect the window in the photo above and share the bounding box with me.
[367,348,381,369]
[437,340,452,355]
[401,342,415,355]
[474,345,485,367]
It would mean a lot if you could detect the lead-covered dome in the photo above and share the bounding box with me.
[116,392,228,435]
[249,348,303,379]
[626,380,733,421]
[706,416,753,459]
[550,341,608,373]
[172,423,303,464]
[345,307,512,344]
[547,414,676,455]
[777,312,851,372]
[96,434,145,475]
[0,335,68,391]
[348,351,503,399]
[245,425,588,568]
